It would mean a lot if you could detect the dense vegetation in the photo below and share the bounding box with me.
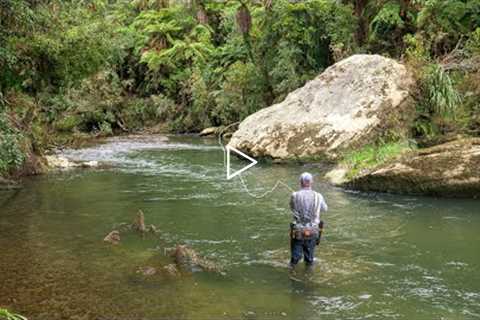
[0,0,479,176]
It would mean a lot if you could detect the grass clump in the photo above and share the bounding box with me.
[342,140,416,179]
[0,308,27,320]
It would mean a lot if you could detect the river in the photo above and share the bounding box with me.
[0,135,479,319]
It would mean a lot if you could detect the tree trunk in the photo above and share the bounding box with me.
[354,0,368,46]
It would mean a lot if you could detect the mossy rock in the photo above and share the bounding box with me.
[343,138,480,198]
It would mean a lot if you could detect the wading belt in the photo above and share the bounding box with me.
[289,220,325,244]
[290,222,319,240]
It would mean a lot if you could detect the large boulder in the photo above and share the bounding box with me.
[345,139,480,198]
[228,54,414,160]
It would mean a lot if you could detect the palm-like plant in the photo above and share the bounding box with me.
[133,5,213,70]
[132,9,186,53]
[140,24,213,70]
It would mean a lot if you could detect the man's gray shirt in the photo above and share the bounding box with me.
[290,188,328,226]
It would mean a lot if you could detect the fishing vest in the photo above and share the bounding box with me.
[290,190,321,240]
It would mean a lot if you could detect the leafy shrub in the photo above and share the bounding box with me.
[99,121,113,136]
[459,28,480,136]
[0,111,25,175]
[119,96,171,131]
[417,0,480,56]
[465,27,480,55]
[214,61,265,125]
[3,2,120,93]
[404,33,430,69]
[269,41,313,102]
[258,0,355,97]
[54,115,82,132]
[370,3,404,41]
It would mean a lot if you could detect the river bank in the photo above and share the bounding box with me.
[0,119,170,185]
[3,52,479,199]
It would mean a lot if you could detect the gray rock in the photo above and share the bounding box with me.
[228,54,414,160]
[80,160,99,168]
[103,230,121,245]
[45,155,79,169]
[163,264,180,277]
[345,138,480,198]
[45,155,101,170]
[136,266,157,276]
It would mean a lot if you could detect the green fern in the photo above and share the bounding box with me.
[369,2,404,40]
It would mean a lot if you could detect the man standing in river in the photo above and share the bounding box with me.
[289,172,328,268]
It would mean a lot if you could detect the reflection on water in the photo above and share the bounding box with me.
[1,135,479,319]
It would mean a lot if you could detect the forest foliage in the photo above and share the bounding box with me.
[0,0,479,175]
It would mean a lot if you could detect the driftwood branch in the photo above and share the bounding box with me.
[442,56,480,72]
[439,37,480,72]
[116,118,129,132]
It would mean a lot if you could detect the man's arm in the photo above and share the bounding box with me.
[320,194,328,212]
[312,193,327,226]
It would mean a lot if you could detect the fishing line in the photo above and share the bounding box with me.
[218,124,295,199]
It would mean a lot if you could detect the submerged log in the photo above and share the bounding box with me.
[109,210,159,240]
[132,210,146,233]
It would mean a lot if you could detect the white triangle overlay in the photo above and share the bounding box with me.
[226,146,258,180]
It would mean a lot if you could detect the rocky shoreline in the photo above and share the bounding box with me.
[333,138,480,198]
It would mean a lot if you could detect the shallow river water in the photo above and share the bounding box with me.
[1,135,479,319]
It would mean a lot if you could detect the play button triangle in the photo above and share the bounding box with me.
[226,146,258,180]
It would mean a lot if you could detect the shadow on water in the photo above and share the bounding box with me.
[0,135,479,319]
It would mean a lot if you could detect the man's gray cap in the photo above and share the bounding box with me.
[300,172,313,184]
